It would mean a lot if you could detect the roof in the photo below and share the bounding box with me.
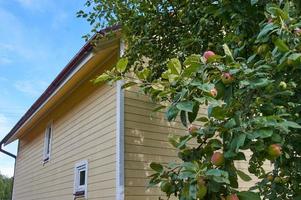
[1,25,120,146]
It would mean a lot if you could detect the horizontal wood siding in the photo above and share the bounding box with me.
[124,89,191,200]
[13,82,117,200]
[124,88,268,199]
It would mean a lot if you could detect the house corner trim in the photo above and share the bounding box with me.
[116,39,125,200]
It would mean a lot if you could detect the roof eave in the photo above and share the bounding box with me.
[1,25,121,145]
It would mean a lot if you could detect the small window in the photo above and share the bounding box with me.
[74,160,88,198]
[43,123,52,162]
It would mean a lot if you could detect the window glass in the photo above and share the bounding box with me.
[79,170,85,186]
[74,160,88,197]
[43,124,52,161]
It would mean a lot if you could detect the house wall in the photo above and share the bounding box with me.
[12,55,118,200]
[123,88,201,200]
[123,88,270,200]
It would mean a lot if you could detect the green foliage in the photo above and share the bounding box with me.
[0,173,13,200]
[80,0,301,199]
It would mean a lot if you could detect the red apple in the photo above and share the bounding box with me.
[221,72,235,84]
[226,194,239,200]
[203,51,215,61]
[294,28,301,36]
[188,125,198,136]
[211,152,225,166]
[268,144,282,158]
[209,88,218,98]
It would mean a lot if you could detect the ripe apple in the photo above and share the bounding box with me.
[226,194,239,200]
[203,51,215,61]
[221,72,235,84]
[188,125,198,136]
[268,144,282,159]
[211,152,225,166]
[209,88,218,98]
[295,28,301,36]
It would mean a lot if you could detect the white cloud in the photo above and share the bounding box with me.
[14,80,48,97]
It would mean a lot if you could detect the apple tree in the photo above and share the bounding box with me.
[78,0,301,199]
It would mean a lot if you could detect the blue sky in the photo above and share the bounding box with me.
[0,0,91,177]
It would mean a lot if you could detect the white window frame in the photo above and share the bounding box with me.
[43,122,52,162]
[74,160,88,198]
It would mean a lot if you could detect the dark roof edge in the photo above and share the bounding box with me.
[1,25,121,145]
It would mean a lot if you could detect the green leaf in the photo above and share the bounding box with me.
[247,129,273,139]
[150,162,163,173]
[180,111,188,127]
[208,106,227,120]
[250,0,258,5]
[166,105,179,121]
[168,134,180,148]
[188,104,199,123]
[229,134,245,153]
[192,82,215,93]
[137,68,151,79]
[223,44,234,62]
[206,169,230,184]
[257,23,277,40]
[288,53,301,61]
[168,58,182,75]
[151,83,165,91]
[274,38,290,53]
[267,6,289,20]
[183,54,201,68]
[293,195,301,200]
[189,184,197,199]
[177,135,192,149]
[224,118,236,129]
[237,170,252,182]
[116,58,128,73]
[237,191,260,200]
[280,120,301,129]
[249,78,273,89]
[93,73,110,84]
[121,81,137,89]
[152,105,166,112]
[176,101,195,112]
[181,162,197,171]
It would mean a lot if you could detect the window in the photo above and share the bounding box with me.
[74,160,88,198]
[43,123,52,162]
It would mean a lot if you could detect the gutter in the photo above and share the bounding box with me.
[0,142,16,159]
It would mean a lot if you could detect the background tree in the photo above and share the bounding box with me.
[0,173,13,200]
[79,1,301,199]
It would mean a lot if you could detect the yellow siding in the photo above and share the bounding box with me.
[13,76,117,199]
[123,88,267,199]
[124,89,189,200]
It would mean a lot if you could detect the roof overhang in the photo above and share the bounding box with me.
[1,26,121,145]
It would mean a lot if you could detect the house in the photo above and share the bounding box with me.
[0,26,268,200]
